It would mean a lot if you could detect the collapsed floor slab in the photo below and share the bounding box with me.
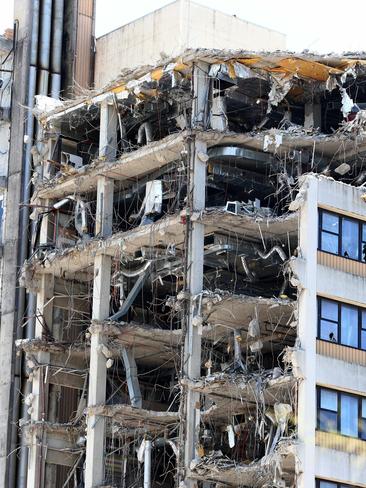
[189,441,297,487]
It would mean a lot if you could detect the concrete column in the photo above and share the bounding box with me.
[183,138,207,483]
[27,274,54,488]
[95,176,114,237]
[99,99,118,160]
[85,254,111,488]
[191,62,210,129]
[304,102,321,130]
[297,177,318,488]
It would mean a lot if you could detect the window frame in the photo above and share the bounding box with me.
[318,209,366,263]
[317,387,366,440]
[317,297,366,351]
[316,479,363,488]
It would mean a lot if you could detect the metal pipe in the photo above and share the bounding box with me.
[119,260,151,278]
[240,255,255,281]
[50,73,61,98]
[51,0,64,74]
[39,0,52,70]
[256,245,287,262]
[16,0,41,481]
[30,0,40,67]
[143,440,152,488]
[37,68,49,95]
[121,348,142,408]
[109,270,150,321]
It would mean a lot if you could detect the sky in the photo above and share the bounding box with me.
[0,0,365,54]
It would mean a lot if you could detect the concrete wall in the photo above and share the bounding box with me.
[315,447,366,487]
[0,125,9,177]
[296,175,366,487]
[94,0,286,87]
[0,37,12,177]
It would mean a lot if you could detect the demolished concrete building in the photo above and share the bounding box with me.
[13,45,366,488]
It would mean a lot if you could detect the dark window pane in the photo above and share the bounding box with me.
[362,310,366,329]
[320,320,338,342]
[322,212,339,233]
[321,299,338,321]
[361,330,366,350]
[361,419,366,441]
[319,482,336,488]
[341,305,358,348]
[362,398,366,418]
[319,410,337,432]
[340,394,358,437]
[321,232,338,254]
[363,223,366,242]
[362,241,366,262]
[320,389,337,411]
[341,218,359,259]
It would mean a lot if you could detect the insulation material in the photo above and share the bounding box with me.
[267,74,293,111]
[340,87,354,118]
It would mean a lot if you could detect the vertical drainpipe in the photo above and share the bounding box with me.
[143,440,152,488]
[37,0,52,95]
[15,1,40,487]
[50,0,64,98]
[18,1,63,486]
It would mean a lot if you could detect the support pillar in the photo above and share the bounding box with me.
[183,140,208,483]
[95,176,114,237]
[297,177,318,488]
[27,274,54,488]
[84,254,111,488]
[183,61,209,486]
[304,101,322,130]
[99,99,118,160]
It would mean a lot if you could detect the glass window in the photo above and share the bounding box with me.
[340,394,358,437]
[321,232,338,254]
[341,218,359,259]
[319,389,338,432]
[318,298,366,351]
[320,389,337,411]
[317,481,362,488]
[319,482,337,488]
[341,305,358,348]
[361,330,366,350]
[362,310,366,328]
[320,320,338,342]
[322,212,339,233]
[319,409,338,432]
[319,210,366,263]
[322,299,338,321]
[361,224,366,262]
[318,387,366,440]
[361,399,366,440]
